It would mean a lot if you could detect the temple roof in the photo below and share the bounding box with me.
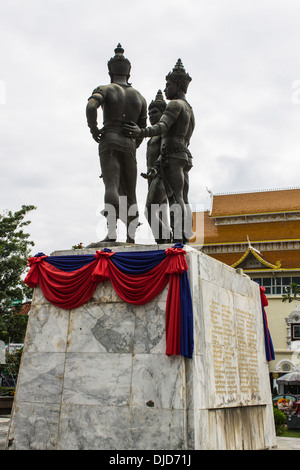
[210,188,300,217]
[191,188,300,272]
[191,210,300,245]
[230,246,281,269]
[205,250,300,272]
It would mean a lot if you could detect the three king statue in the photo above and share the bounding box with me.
[86,44,195,245]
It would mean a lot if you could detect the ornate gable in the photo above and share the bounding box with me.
[231,245,281,271]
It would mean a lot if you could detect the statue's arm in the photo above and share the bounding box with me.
[135,98,147,148]
[123,100,182,139]
[123,119,167,139]
[86,90,104,143]
[158,100,182,131]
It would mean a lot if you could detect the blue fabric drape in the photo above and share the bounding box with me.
[38,248,167,274]
[44,254,96,271]
[110,250,167,274]
[36,244,186,273]
[180,271,194,358]
[261,299,275,362]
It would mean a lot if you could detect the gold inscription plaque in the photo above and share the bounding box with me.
[209,300,259,402]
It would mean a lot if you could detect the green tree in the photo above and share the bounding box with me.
[282,282,300,304]
[0,205,36,343]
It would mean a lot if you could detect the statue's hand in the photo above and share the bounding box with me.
[90,127,101,143]
[123,121,141,138]
[141,168,157,179]
[148,167,158,177]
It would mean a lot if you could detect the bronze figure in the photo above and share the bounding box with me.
[86,44,147,243]
[141,90,171,243]
[124,59,195,243]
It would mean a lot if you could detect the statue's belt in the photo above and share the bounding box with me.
[99,121,132,136]
[162,143,192,158]
[155,144,192,201]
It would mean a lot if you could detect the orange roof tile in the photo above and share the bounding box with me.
[210,188,300,217]
[191,211,300,245]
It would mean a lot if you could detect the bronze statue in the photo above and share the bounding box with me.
[86,44,147,243]
[141,90,171,243]
[124,59,195,243]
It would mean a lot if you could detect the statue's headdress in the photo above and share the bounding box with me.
[166,59,192,93]
[148,89,166,113]
[108,44,131,81]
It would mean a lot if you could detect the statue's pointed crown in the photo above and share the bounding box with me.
[166,58,192,85]
[154,90,165,102]
[149,89,167,111]
[108,43,131,79]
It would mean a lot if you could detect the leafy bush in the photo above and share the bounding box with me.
[0,387,14,396]
[273,407,287,434]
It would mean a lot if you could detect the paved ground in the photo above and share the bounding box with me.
[272,436,300,450]
[1,414,300,450]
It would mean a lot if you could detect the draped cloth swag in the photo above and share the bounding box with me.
[24,244,194,358]
[260,286,275,362]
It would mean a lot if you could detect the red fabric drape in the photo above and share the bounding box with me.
[26,256,100,309]
[24,248,188,356]
[260,285,268,308]
[165,274,181,355]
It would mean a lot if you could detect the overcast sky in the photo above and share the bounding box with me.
[1,0,300,254]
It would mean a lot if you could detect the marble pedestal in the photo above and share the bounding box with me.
[6,245,276,450]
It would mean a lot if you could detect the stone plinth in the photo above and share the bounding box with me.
[6,245,276,450]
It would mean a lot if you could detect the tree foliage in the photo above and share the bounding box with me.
[0,205,36,342]
[282,282,300,304]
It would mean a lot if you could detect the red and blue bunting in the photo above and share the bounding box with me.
[24,243,194,358]
[259,286,275,362]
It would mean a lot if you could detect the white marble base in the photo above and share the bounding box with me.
[6,245,276,450]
